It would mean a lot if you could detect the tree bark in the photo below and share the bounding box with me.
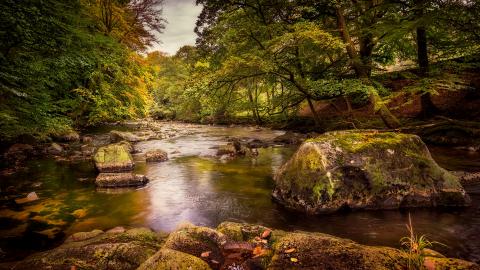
[335,6,401,128]
[416,23,438,119]
[306,97,322,129]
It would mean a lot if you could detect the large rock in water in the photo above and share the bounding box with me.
[93,142,134,172]
[273,131,470,214]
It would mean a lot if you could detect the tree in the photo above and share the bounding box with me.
[195,1,349,128]
[84,0,166,51]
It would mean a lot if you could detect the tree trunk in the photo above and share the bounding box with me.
[247,84,262,124]
[368,87,401,129]
[416,25,438,119]
[306,97,322,129]
[335,6,401,128]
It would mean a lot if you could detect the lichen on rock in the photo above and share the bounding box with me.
[93,142,134,173]
[273,130,471,214]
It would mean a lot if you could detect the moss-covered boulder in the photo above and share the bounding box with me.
[163,223,227,269]
[137,248,211,270]
[8,228,163,270]
[95,173,148,188]
[273,131,470,214]
[268,230,478,270]
[93,142,134,172]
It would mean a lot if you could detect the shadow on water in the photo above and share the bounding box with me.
[1,123,480,263]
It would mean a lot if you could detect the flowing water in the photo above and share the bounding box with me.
[0,122,480,263]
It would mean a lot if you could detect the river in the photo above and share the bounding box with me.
[0,122,479,263]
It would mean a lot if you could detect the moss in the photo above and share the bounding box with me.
[93,143,132,164]
[137,248,211,270]
[306,131,413,153]
[216,222,244,241]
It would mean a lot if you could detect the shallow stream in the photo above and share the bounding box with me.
[1,122,479,263]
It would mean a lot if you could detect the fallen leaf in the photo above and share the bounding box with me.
[285,248,296,254]
[254,236,261,241]
[253,246,263,256]
[71,266,77,270]
[201,251,211,258]
[261,229,271,239]
[424,258,436,270]
[290,258,298,263]
[252,246,269,258]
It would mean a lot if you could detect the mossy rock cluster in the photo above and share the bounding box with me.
[4,227,163,270]
[4,222,478,270]
[273,130,470,214]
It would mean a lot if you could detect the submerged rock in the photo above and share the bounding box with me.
[93,142,134,172]
[95,173,148,188]
[145,149,168,162]
[3,144,35,162]
[14,192,39,204]
[273,130,470,214]
[110,130,143,142]
[273,131,307,145]
[46,143,64,156]
[7,227,162,270]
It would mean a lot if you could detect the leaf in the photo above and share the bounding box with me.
[284,248,296,254]
[290,258,298,263]
[252,246,268,258]
[200,251,211,258]
[261,229,271,239]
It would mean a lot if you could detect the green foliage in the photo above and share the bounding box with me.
[400,214,445,270]
[0,0,155,141]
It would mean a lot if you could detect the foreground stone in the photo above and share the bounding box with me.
[6,222,477,270]
[93,142,134,172]
[6,228,162,270]
[273,131,470,214]
[95,173,148,188]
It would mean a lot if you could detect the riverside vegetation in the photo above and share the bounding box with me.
[1,0,480,269]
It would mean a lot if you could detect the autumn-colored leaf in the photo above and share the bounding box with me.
[253,246,263,256]
[252,245,268,258]
[424,258,436,270]
[201,251,211,258]
[290,258,298,263]
[71,266,77,270]
[285,248,296,254]
[261,229,272,239]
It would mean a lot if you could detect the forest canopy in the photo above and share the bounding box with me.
[1,0,479,142]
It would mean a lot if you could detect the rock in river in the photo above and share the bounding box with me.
[95,173,148,188]
[93,142,134,172]
[145,149,168,162]
[273,130,470,214]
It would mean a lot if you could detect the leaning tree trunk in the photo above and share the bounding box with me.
[335,6,401,129]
